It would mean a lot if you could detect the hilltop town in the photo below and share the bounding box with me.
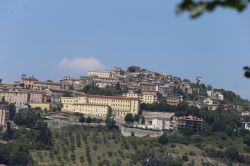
[1,66,250,165]
[1,66,249,130]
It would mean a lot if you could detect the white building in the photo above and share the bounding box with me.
[207,90,224,101]
[203,97,213,105]
[141,111,175,130]
[207,90,214,97]
[215,92,224,101]
[242,122,250,131]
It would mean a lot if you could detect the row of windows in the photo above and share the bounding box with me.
[76,105,107,109]
[111,104,130,107]
[76,109,106,113]
[0,93,27,96]
[89,98,132,103]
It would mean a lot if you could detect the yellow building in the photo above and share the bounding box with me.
[61,94,140,118]
[88,71,112,78]
[141,94,158,104]
[29,102,52,111]
[123,92,158,104]
[73,104,110,117]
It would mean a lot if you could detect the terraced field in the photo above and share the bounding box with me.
[30,125,226,166]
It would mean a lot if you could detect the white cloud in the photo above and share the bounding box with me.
[58,56,105,72]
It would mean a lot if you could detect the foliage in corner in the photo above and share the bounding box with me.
[177,0,249,18]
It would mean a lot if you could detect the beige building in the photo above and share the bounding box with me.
[0,106,9,127]
[21,74,38,89]
[0,90,28,106]
[166,95,183,106]
[29,91,46,103]
[29,102,52,111]
[0,90,46,107]
[123,92,139,98]
[61,94,140,118]
[139,82,159,92]
[33,81,61,90]
[88,71,112,78]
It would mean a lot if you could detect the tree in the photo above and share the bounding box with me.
[177,0,249,18]
[133,114,140,123]
[243,135,250,146]
[141,116,145,124]
[182,127,193,137]
[182,153,189,161]
[3,122,13,140]
[79,116,85,125]
[0,96,6,104]
[86,116,92,124]
[115,82,121,91]
[105,110,118,130]
[158,133,168,145]
[106,118,117,130]
[124,113,134,124]
[9,104,16,120]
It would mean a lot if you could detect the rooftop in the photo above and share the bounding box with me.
[143,111,175,119]
[63,94,139,101]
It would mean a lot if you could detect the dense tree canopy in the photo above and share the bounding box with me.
[81,83,123,96]
[0,109,52,165]
[79,116,85,124]
[124,113,134,123]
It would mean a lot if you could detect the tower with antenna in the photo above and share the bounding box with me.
[195,76,202,95]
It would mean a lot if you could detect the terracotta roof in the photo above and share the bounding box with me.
[74,94,139,101]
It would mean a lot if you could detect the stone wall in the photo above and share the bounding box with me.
[120,126,163,138]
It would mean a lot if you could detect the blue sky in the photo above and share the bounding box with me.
[0,0,250,99]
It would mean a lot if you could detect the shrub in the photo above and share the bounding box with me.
[158,134,168,145]
[224,146,239,161]
[243,135,250,146]
[171,143,176,148]
[189,151,196,156]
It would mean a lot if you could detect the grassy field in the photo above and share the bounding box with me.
[30,125,227,166]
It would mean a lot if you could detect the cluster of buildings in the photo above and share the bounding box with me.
[132,111,203,134]
[2,66,238,133]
